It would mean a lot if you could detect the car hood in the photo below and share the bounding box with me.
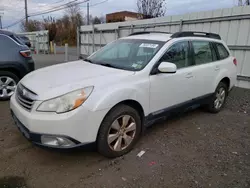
[20,60,134,100]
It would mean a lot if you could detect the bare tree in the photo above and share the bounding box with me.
[42,16,57,41]
[63,3,84,45]
[65,3,83,26]
[137,0,166,19]
[238,0,250,5]
[20,19,41,32]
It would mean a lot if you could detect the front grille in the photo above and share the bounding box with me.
[16,84,36,111]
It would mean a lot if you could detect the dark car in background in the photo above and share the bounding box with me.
[17,35,31,48]
[0,30,35,100]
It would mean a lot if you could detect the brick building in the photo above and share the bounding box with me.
[106,11,143,23]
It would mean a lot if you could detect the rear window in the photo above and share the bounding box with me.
[192,41,214,65]
[9,34,25,45]
[215,43,229,60]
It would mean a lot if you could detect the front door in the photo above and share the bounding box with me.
[149,41,195,115]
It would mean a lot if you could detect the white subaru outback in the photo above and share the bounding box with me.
[10,31,237,157]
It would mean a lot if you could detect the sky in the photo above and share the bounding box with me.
[0,0,238,31]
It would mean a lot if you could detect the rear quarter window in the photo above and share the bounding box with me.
[0,35,19,48]
[10,35,25,45]
[215,43,229,60]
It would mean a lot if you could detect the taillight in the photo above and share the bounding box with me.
[20,50,31,58]
[233,58,237,66]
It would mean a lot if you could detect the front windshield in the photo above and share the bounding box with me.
[87,39,164,71]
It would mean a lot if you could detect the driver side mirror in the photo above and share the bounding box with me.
[158,62,177,73]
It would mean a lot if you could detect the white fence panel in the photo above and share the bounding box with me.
[18,30,49,53]
[79,6,250,86]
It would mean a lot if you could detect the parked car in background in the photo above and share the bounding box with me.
[17,35,31,48]
[10,31,237,157]
[0,30,35,100]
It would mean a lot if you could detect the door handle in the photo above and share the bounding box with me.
[185,72,193,78]
[215,66,220,71]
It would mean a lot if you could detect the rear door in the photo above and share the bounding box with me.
[189,40,218,98]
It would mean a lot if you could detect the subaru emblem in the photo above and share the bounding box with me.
[22,89,27,96]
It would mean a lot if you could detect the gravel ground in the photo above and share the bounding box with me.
[0,87,249,188]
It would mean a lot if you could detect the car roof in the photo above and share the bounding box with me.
[124,33,172,42]
[122,31,222,43]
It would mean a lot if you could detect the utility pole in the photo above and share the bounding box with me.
[25,0,28,24]
[0,16,2,29]
[0,9,3,29]
[87,2,89,25]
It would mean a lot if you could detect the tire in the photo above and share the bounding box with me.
[0,71,20,101]
[205,82,228,113]
[97,104,142,158]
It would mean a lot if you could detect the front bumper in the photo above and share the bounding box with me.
[11,111,85,149]
[10,92,110,148]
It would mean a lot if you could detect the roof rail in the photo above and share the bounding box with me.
[171,31,221,40]
[129,31,171,36]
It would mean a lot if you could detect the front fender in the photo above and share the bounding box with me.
[90,86,150,116]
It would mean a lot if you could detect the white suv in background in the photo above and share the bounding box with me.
[10,31,237,158]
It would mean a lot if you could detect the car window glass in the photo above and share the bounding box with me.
[216,43,229,60]
[0,35,18,48]
[88,39,164,71]
[101,42,131,59]
[192,41,213,65]
[10,35,25,45]
[160,41,189,69]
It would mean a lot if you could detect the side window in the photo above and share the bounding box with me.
[192,41,214,65]
[215,43,229,60]
[0,35,17,49]
[160,41,190,69]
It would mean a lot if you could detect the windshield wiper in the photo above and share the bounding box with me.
[99,63,117,68]
[84,58,94,64]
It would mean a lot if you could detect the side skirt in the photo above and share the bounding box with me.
[144,93,214,127]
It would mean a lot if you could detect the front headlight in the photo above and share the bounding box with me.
[37,86,94,113]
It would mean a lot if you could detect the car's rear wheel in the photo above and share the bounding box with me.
[97,104,142,158]
[0,71,19,101]
[205,82,228,113]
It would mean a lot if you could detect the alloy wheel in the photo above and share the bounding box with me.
[214,87,226,110]
[0,76,17,98]
[107,115,137,151]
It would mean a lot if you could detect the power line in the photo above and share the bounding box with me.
[80,0,108,7]
[3,18,25,29]
[2,0,90,29]
[28,0,79,17]
[28,0,89,17]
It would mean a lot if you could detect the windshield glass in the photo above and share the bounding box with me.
[87,39,164,71]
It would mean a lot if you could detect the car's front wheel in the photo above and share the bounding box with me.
[97,104,142,158]
[0,71,19,101]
